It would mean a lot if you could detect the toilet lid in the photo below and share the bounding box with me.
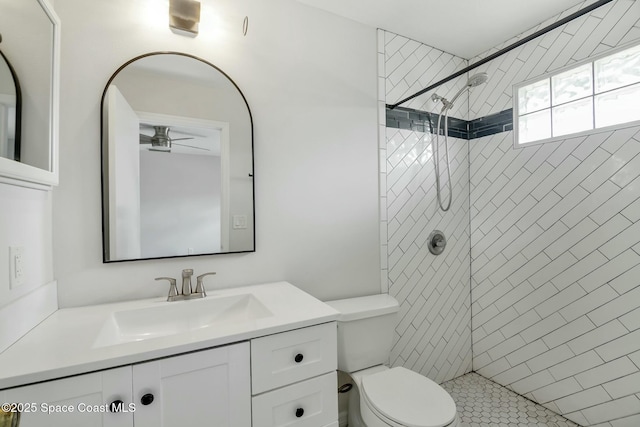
[362,367,457,427]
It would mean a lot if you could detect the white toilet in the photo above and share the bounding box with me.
[326,294,459,427]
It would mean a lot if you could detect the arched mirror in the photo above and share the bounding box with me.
[0,50,20,163]
[101,52,255,262]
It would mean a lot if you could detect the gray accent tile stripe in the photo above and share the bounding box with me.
[386,106,514,140]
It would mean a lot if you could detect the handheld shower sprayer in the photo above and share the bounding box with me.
[432,72,488,212]
[432,72,488,111]
[448,72,488,107]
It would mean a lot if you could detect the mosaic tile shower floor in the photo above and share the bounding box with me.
[441,372,579,427]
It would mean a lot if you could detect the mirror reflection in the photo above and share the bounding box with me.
[0,0,55,172]
[0,51,19,161]
[101,53,255,262]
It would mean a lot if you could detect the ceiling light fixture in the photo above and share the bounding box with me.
[169,0,201,37]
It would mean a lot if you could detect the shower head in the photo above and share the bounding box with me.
[447,72,489,107]
[467,72,488,87]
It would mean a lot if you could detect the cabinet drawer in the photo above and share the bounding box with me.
[251,322,337,394]
[252,372,337,427]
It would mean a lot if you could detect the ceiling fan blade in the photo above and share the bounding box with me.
[172,142,211,151]
[140,124,207,137]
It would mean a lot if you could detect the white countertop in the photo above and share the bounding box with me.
[0,282,339,390]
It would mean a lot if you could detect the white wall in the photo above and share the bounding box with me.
[140,151,221,257]
[469,1,640,426]
[379,30,472,384]
[0,60,14,95]
[0,183,53,308]
[52,0,380,307]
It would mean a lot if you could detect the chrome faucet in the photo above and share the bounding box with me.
[182,269,193,296]
[156,270,216,302]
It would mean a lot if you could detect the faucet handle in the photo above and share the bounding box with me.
[155,277,178,301]
[195,272,216,297]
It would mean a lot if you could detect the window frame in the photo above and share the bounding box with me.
[513,40,640,149]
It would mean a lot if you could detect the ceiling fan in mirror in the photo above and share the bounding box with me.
[139,125,210,153]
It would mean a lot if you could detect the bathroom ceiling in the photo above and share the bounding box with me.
[295,0,590,58]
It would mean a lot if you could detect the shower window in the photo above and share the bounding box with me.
[514,42,640,147]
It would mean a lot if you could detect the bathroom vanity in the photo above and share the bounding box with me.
[0,282,339,427]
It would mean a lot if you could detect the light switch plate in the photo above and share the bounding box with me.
[233,215,248,229]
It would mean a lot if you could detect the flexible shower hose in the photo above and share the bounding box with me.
[434,106,453,211]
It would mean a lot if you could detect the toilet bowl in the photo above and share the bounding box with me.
[325,295,459,427]
[353,366,459,427]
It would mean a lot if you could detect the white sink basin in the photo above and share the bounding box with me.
[94,294,273,348]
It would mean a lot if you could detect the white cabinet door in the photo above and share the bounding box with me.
[0,366,133,427]
[132,342,250,427]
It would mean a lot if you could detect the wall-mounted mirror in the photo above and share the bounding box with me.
[101,52,255,262]
[0,0,59,186]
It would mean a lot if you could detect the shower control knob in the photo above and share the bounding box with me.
[294,353,304,363]
[428,230,446,255]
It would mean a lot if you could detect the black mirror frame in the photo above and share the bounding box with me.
[99,51,256,263]
[0,49,22,162]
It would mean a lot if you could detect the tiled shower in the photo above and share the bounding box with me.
[378,1,640,426]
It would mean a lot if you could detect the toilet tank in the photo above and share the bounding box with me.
[325,294,399,373]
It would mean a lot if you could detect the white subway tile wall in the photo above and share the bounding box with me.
[384,31,469,120]
[378,30,473,383]
[384,127,472,384]
[468,1,640,425]
[469,0,640,120]
[379,1,640,426]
